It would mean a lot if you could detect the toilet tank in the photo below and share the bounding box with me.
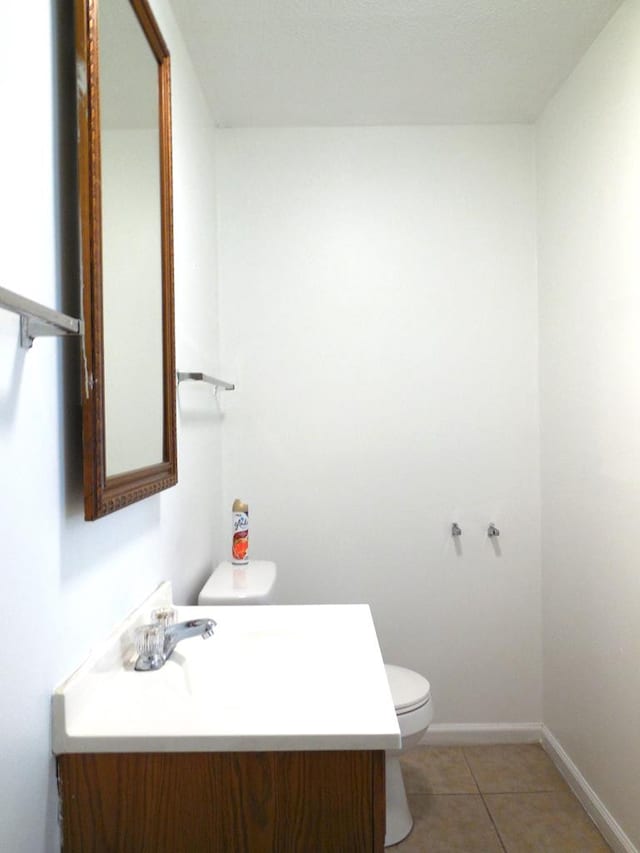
[198,560,277,605]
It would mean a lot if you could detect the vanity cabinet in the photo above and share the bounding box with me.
[54,597,398,851]
[58,749,385,852]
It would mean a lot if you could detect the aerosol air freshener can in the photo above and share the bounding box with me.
[232,499,249,564]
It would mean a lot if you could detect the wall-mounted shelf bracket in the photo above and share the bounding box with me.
[176,371,235,391]
[0,285,83,349]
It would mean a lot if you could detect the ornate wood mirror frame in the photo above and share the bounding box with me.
[75,0,177,520]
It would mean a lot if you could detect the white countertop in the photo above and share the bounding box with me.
[53,585,400,754]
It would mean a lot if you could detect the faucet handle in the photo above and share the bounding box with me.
[134,623,165,671]
[151,606,177,628]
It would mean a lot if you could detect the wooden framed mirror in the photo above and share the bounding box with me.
[75,0,177,520]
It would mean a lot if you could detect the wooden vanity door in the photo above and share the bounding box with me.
[58,750,386,852]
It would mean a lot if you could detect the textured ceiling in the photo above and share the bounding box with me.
[169,0,622,126]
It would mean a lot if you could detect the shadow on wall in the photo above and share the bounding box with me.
[51,0,83,522]
[0,323,25,428]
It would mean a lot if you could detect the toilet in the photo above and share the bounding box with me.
[198,560,277,605]
[384,664,433,847]
[198,560,433,848]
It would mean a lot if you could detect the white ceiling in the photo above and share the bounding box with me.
[169,0,621,126]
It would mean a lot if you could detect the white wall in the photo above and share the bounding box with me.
[537,0,640,846]
[217,126,542,724]
[0,2,223,850]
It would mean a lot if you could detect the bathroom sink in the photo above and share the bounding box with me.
[53,582,400,754]
[157,606,393,734]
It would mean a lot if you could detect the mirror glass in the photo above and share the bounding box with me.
[76,0,177,519]
[100,1,164,476]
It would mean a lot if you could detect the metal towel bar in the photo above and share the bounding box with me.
[0,284,83,349]
[176,371,235,391]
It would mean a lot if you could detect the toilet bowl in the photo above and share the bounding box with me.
[384,664,434,847]
[197,562,433,848]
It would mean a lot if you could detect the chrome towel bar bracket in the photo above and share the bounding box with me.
[176,371,235,391]
[0,285,83,349]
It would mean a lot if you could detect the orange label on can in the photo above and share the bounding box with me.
[232,511,249,563]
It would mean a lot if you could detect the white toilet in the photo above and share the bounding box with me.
[198,560,433,848]
[384,664,434,847]
[198,560,277,605]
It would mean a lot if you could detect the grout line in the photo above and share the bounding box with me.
[405,791,489,797]
[460,746,480,794]
[480,791,509,853]
[478,787,567,795]
[460,747,508,852]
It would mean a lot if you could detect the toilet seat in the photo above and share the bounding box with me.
[385,664,431,715]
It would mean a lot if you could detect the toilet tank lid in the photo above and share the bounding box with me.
[199,560,276,603]
[385,664,431,712]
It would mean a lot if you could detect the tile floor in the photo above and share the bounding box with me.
[393,744,611,852]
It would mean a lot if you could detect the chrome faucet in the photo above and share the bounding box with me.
[164,618,217,659]
[134,618,217,671]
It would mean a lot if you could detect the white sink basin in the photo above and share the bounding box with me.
[53,583,400,754]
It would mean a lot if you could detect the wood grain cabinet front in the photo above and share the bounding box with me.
[57,749,386,852]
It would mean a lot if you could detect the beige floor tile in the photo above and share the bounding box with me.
[463,744,568,793]
[485,791,611,852]
[392,794,504,852]
[400,746,478,794]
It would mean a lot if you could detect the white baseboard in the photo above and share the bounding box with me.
[421,722,542,746]
[541,726,638,853]
[418,722,637,853]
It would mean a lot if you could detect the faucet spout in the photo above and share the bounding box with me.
[164,618,217,661]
